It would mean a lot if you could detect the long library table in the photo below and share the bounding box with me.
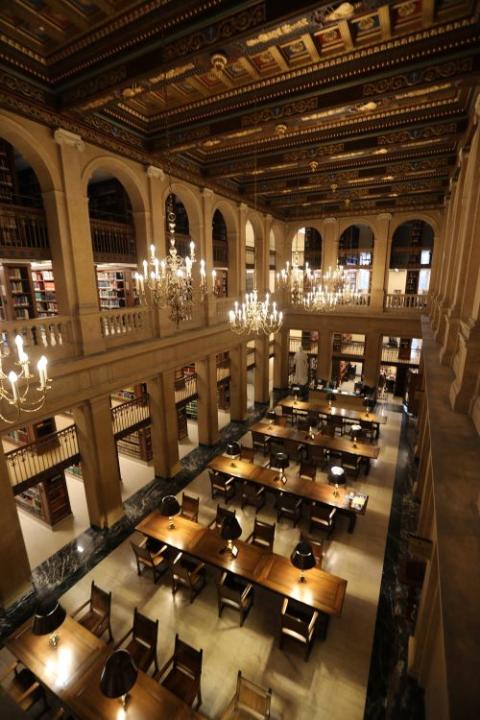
[6,616,203,719]
[250,420,380,472]
[208,456,368,533]
[279,396,386,437]
[136,512,347,616]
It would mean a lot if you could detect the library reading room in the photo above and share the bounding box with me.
[0,2,479,719]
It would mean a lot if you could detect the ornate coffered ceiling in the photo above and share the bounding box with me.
[0,0,478,218]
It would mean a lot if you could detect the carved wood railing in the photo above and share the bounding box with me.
[111,394,150,437]
[0,202,50,259]
[384,293,428,310]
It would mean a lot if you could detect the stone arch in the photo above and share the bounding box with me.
[390,212,439,239]
[212,199,239,296]
[0,113,59,193]
[164,180,203,242]
[81,155,147,214]
[337,217,376,239]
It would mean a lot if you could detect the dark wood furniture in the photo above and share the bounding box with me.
[279,598,321,661]
[209,469,235,502]
[136,513,347,616]
[157,634,203,709]
[240,446,255,462]
[208,504,236,531]
[276,493,302,526]
[0,661,47,714]
[246,519,275,553]
[279,396,386,438]
[172,552,207,603]
[219,670,272,719]
[298,462,316,482]
[131,537,169,582]
[217,571,254,626]
[308,504,337,538]
[208,457,368,533]
[181,493,200,522]
[240,480,266,511]
[116,608,159,675]
[72,581,113,643]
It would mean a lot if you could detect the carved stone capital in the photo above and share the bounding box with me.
[202,187,214,200]
[239,202,248,213]
[323,216,337,225]
[54,128,84,151]
[147,165,165,180]
[264,213,273,223]
[377,212,392,221]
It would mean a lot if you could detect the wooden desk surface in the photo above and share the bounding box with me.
[279,396,387,425]
[136,512,347,616]
[209,457,368,515]
[250,421,380,460]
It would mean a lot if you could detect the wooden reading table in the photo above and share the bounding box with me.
[208,456,368,533]
[279,396,386,437]
[136,513,347,616]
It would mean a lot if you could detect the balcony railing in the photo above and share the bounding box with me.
[0,203,50,259]
[100,306,153,345]
[1,315,73,360]
[289,338,319,355]
[384,293,428,311]
[381,346,421,364]
[175,373,198,404]
[111,394,150,436]
[333,341,365,357]
[5,425,80,491]
[90,217,136,262]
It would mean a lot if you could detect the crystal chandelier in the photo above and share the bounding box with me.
[303,264,357,312]
[277,252,314,304]
[0,335,50,423]
[229,290,283,335]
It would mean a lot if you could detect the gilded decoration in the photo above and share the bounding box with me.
[363,59,473,96]
[245,19,309,47]
[242,98,318,127]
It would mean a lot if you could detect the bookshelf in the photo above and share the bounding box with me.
[186,399,198,420]
[16,473,72,527]
[96,266,137,309]
[117,428,153,461]
[0,263,36,320]
[177,406,188,440]
[6,417,58,452]
[32,265,57,317]
[0,139,15,202]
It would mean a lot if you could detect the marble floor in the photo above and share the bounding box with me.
[16,403,401,720]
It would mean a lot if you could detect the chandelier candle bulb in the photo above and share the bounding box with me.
[8,371,18,402]
[14,334,24,360]
[150,244,155,259]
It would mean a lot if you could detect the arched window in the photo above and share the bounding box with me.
[291,227,322,278]
[269,228,276,292]
[338,224,374,293]
[245,220,255,292]
[165,193,190,256]
[212,209,228,297]
[389,220,434,295]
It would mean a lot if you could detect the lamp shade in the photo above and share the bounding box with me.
[160,494,180,517]
[226,442,241,458]
[350,424,362,436]
[273,452,289,470]
[328,465,346,484]
[100,649,138,699]
[363,397,374,410]
[290,542,316,572]
[265,410,276,421]
[32,600,66,637]
[220,515,242,541]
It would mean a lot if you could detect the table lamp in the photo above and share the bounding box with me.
[328,391,336,408]
[274,451,289,484]
[32,600,66,648]
[350,424,362,447]
[328,465,345,495]
[100,649,138,711]
[160,494,180,529]
[363,397,374,417]
[290,542,316,583]
[220,515,242,558]
[226,441,241,467]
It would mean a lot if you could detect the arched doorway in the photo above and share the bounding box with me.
[338,224,374,293]
[212,209,228,297]
[165,192,191,257]
[291,226,322,278]
[389,220,434,295]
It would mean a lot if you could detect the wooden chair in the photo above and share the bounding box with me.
[251,430,271,456]
[276,493,302,527]
[342,453,362,480]
[180,493,200,522]
[297,417,310,431]
[246,518,275,553]
[308,503,336,538]
[116,608,159,675]
[209,469,235,502]
[72,580,113,642]
[130,538,169,583]
[217,571,254,626]
[281,405,295,425]
[157,634,203,709]
[298,462,316,482]
[219,670,272,719]
[275,415,288,427]
[208,504,236,530]
[360,421,376,442]
[171,552,206,603]
[0,661,47,714]
[279,598,320,661]
[240,481,265,512]
[240,446,255,462]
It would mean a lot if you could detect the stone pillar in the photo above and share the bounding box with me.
[256,213,271,293]
[148,371,181,477]
[196,354,219,445]
[254,336,270,403]
[202,188,215,290]
[238,203,248,294]
[363,331,382,389]
[0,447,32,608]
[371,213,392,311]
[317,330,332,381]
[146,166,167,251]
[53,129,105,355]
[273,327,290,389]
[322,217,339,272]
[230,343,248,421]
[434,184,458,342]
[226,227,239,297]
[73,396,124,529]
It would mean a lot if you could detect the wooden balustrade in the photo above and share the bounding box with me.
[5,425,80,490]
[111,394,150,436]
[0,203,49,259]
[174,373,198,404]
[90,217,136,262]
[216,360,230,382]
[333,341,365,357]
[100,306,153,343]
[1,316,73,359]
[289,338,319,355]
[384,293,428,310]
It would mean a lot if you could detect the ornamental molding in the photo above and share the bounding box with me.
[54,128,84,151]
[147,166,165,180]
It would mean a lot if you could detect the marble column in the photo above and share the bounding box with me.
[254,336,270,403]
[0,447,32,608]
[148,371,181,477]
[230,343,248,421]
[196,354,219,445]
[371,213,392,311]
[363,331,382,389]
[73,396,124,529]
[53,129,105,355]
[273,327,290,389]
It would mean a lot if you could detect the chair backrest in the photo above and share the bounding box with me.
[252,430,267,444]
[235,670,272,717]
[209,469,219,484]
[182,493,199,517]
[131,541,152,564]
[299,462,316,481]
[240,446,255,462]
[133,608,158,649]
[252,519,275,550]
[281,599,313,634]
[276,416,288,427]
[173,634,203,678]
[90,581,111,616]
[279,493,297,509]
[215,504,236,528]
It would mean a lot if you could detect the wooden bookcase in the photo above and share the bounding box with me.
[214,268,228,297]
[177,406,188,440]
[0,139,16,202]
[32,265,57,317]
[117,428,152,461]
[96,266,137,310]
[6,416,57,452]
[16,473,72,527]
[0,263,37,320]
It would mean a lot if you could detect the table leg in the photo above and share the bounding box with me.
[348,512,356,534]
[365,458,371,475]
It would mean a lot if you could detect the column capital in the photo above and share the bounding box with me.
[239,202,248,212]
[264,213,273,222]
[147,165,165,180]
[324,216,337,225]
[54,128,84,151]
[202,187,215,200]
[474,93,480,123]
[377,212,392,221]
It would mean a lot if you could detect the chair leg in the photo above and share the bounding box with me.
[196,684,202,710]
[107,622,114,644]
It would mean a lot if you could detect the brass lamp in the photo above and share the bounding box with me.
[226,441,241,467]
[220,515,242,558]
[160,494,180,529]
[32,600,66,648]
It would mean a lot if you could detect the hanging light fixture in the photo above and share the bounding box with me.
[135,73,214,326]
[0,334,50,423]
[276,251,314,305]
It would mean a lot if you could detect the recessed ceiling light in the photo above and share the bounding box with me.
[374,148,388,155]
[358,101,378,112]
